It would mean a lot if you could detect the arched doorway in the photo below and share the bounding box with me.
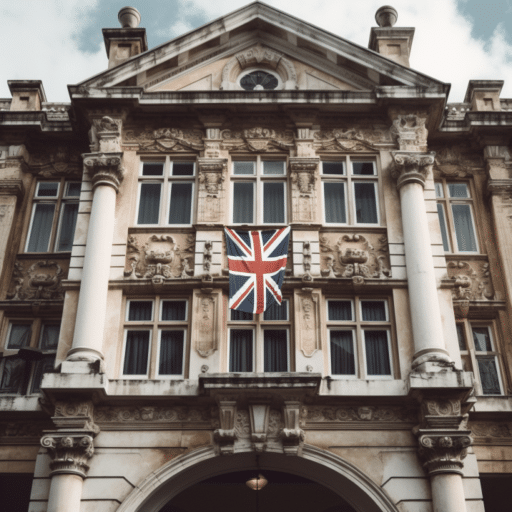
[117,445,399,512]
[160,469,357,512]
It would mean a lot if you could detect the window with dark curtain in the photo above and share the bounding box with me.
[364,330,391,376]
[159,331,184,375]
[124,330,150,375]
[330,331,355,375]
[229,330,253,372]
[264,330,288,372]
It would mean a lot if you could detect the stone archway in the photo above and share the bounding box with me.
[116,445,399,512]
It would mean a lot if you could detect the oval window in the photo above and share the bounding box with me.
[240,70,279,91]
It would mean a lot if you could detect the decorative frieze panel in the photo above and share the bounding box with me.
[220,128,294,152]
[26,146,81,178]
[124,233,195,283]
[0,421,52,439]
[123,127,204,152]
[95,406,212,424]
[193,290,220,357]
[6,259,68,301]
[197,158,226,224]
[289,158,319,224]
[319,233,391,283]
[433,143,485,177]
[470,422,512,438]
[312,127,392,151]
[306,406,417,424]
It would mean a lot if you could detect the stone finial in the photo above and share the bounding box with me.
[118,6,141,28]
[375,6,398,27]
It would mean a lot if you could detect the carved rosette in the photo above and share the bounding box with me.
[40,434,95,478]
[289,158,319,223]
[390,152,435,189]
[197,158,226,223]
[417,434,472,475]
[83,152,124,191]
[194,291,218,357]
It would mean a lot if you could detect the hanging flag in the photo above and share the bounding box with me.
[224,227,291,314]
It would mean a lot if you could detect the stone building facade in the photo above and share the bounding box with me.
[0,3,512,511]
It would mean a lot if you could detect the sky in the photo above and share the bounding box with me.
[1,0,512,103]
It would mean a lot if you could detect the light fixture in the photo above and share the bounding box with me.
[246,474,268,491]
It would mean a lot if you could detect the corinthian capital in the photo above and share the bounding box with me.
[83,152,124,191]
[390,151,435,189]
[417,433,472,475]
[40,433,95,478]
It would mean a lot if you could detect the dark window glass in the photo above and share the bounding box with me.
[364,330,391,376]
[37,182,59,197]
[328,301,352,321]
[352,162,374,175]
[231,309,253,321]
[161,301,187,321]
[264,330,288,372]
[169,183,192,224]
[142,163,164,176]
[128,301,153,321]
[138,183,161,224]
[324,182,346,223]
[159,331,184,375]
[330,331,355,375]
[240,71,278,91]
[354,182,378,224]
[57,202,78,251]
[27,203,55,252]
[233,183,254,223]
[123,331,150,375]
[264,301,288,321]
[323,162,345,175]
[263,182,285,223]
[361,301,387,321]
[7,325,31,349]
[229,330,253,372]
[172,162,194,176]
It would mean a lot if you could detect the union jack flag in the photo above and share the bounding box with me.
[224,227,291,314]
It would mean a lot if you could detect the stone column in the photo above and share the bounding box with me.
[415,397,472,512]
[391,152,453,370]
[41,400,99,512]
[65,153,124,363]
[0,179,24,278]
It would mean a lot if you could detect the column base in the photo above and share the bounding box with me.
[66,347,104,362]
[412,348,454,372]
[63,348,106,374]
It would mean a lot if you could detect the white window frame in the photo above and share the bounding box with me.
[435,180,480,254]
[227,299,290,372]
[327,298,393,379]
[321,158,380,227]
[136,159,196,226]
[25,180,81,253]
[122,298,188,379]
[230,157,287,226]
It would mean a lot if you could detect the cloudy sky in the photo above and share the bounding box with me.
[1,0,512,102]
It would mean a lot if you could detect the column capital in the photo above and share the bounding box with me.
[391,151,435,189]
[40,433,96,478]
[83,152,124,191]
[417,432,472,475]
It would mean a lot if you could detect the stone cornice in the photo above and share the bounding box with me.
[0,179,24,197]
[83,152,124,191]
[197,157,227,173]
[288,157,320,172]
[487,179,512,196]
[390,151,435,189]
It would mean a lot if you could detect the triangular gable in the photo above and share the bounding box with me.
[77,2,445,92]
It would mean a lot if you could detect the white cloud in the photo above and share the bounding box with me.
[156,20,195,39]
[0,0,106,102]
[1,0,511,102]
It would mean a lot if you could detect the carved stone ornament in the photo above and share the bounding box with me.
[194,292,218,357]
[0,145,29,173]
[432,143,484,178]
[221,128,294,153]
[0,421,51,438]
[203,240,213,279]
[213,398,238,455]
[89,116,122,153]
[26,146,81,178]
[95,406,212,424]
[447,261,494,309]
[320,234,391,283]
[53,400,99,432]
[302,241,313,282]
[417,434,472,475]
[124,233,195,283]
[280,400,306,456]
[289,158,318,223]
[390,113,428,152]
[313,128,392,151]
[6,260,65,301]
[220,44,298,90]
[306,406,417,423]
[123,127,204,152]
[297,290,321,357]
[83,152,124,191]
[197,158,226,223]
[470,422,512,438]
[390,151,435,189]
[41,434,95,478]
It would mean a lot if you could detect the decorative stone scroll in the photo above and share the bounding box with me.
[197,158,226,223]
[124,233,195,283]
[417,434,472,475]
[389,113,428,152]
[320,233,391,283]
[220,44,298,90]
[194,291,219,357]
[289,158,319,224]
[40,434,95,478]
[390,151,435,189]
[296,289,321,357]
[83,152,124,191]
[221,128,294,153]
[123,127,204,152]
[6,259,67,301]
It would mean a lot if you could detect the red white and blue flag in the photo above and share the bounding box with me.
[224,227,291,314]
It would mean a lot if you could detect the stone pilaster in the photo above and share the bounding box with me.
[196,157,226,224]
[0,179,24,279]
[289,157,319,224]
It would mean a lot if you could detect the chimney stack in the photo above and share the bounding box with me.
[103,7,148,69]
[369,6,414,68]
